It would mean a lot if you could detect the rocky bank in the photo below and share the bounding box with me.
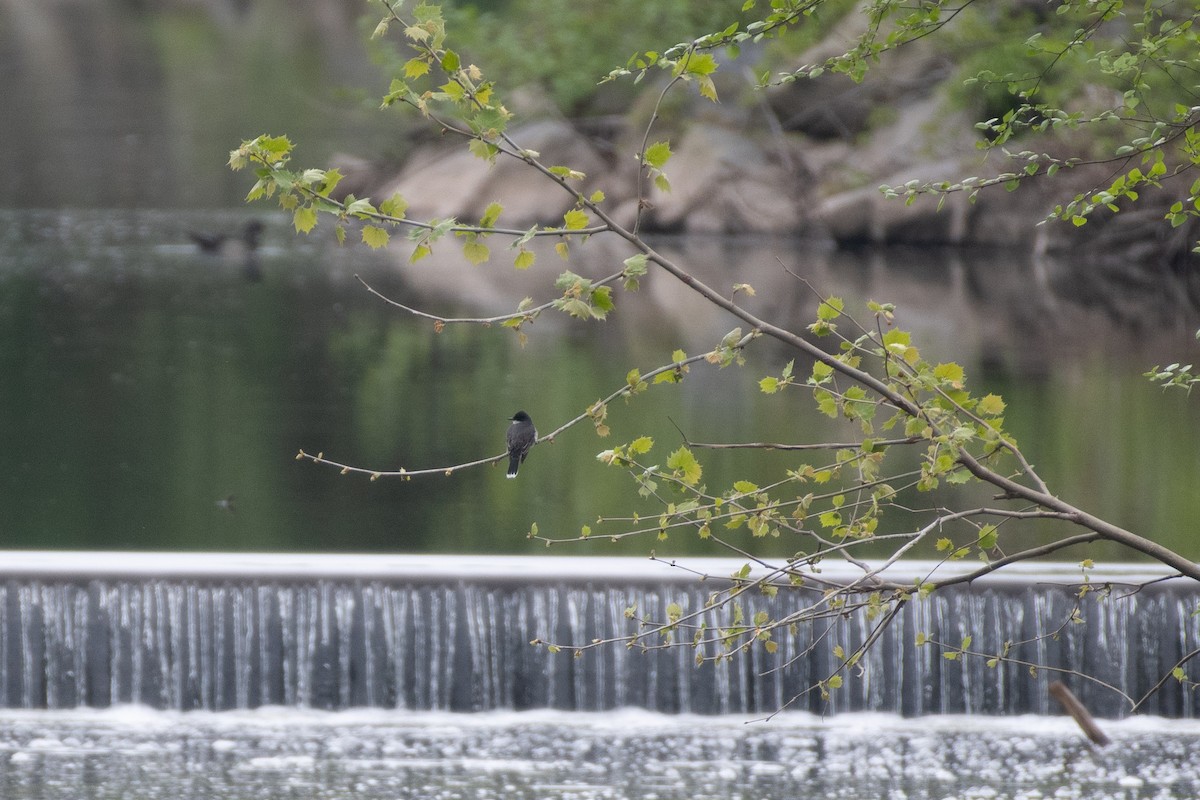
[351,29,1198,271]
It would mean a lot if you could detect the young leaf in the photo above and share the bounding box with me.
[933,362,965,389]
[403,57,430,79]
[667,446,703,486]
[644,141,673,170]
[479,201,503,228]
[462,240,490,264]
[513,249,536,270]
[362,225,390,249]
[817,297,844,321]
[977,394,1006,416]
[630,436,654,454]
[563,209,589,230]
[293,206,317,234]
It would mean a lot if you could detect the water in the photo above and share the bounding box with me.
[2,208,1200,558]
[0,707,1197,800]
[1,554,1197,719]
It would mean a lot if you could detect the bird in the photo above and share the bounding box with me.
[188,219,265,281]
[188,219,265,255]
[505,411,537,478]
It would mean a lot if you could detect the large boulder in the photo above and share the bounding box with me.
[374,119,609,228]
[639,124,809,234]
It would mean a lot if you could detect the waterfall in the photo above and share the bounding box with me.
[1,553,1197,716]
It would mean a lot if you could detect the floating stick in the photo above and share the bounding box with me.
[1050,680,1111,746]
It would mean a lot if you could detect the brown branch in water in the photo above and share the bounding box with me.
[1050,681,1111,746]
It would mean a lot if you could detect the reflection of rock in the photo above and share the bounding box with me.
[376,119,609,227]
[817,159,973,245]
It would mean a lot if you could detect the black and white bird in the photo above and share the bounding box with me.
[505,411,537,478]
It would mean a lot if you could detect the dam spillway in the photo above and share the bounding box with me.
[1,553,1197,718]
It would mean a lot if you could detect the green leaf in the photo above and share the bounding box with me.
[759,376,780,394]
[379,192,408,218]
[978,525,998,550]
[480,201,503,228]
[346,197,377,217]
[682,52,718,77]
[403,57,430,79]
[362,225,390,249]
[666,446,703,486]
[817,297,844,321]
[513,249,536,270]
[292,206,318,234]
[977,393,1006,415]
[933,362,965,389]
[468,139,500,162]
[563,209,589,230]
[463,240,490,264]
[815,389,838,418]
[590,286,614,318]
[630,436,654,455]
[644,141,673,170]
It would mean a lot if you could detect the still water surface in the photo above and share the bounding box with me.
[2,208,1200,557]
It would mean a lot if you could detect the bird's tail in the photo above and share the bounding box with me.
[506,454,521,478]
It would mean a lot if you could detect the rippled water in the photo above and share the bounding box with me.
[0,708,1197,800]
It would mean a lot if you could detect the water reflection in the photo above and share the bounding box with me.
[0,209,1198,559]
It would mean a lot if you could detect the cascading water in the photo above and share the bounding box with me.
[1,553,1196,717]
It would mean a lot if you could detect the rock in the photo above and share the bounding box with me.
[374,119,609,228]
[767,13,956,141]
[645,124,808,234]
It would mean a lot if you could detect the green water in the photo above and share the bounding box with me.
[0,209,1198,560]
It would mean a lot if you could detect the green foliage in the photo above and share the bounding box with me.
[553,271,614,320]
[439,0,742,111]
[1146,361,1200,393]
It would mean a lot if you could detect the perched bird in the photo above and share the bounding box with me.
[188,219,265,255]
[505,411,537,478]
